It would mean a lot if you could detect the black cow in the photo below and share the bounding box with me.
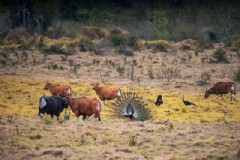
[155,95,163,106]
[204,82,236,101]
[38,96,68,120]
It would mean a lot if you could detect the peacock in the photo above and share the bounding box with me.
[155,95,163,106]
[183,95,196,106]
[109,87,151,121]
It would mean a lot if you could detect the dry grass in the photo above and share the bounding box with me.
[0,117,239,160]
[0,43,240,159]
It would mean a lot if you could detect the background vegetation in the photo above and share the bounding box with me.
[0,0,240,44]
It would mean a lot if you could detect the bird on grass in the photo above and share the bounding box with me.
[183,96,196,106]
[155,95,163,106]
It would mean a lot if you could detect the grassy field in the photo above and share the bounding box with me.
[0,45,240,159]
[0,75,239,122]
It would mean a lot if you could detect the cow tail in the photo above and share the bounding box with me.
[118,88,122,97]
[97,100,102,112]
[68,86,72,96]
[233,83,236,95]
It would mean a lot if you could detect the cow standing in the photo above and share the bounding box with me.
[91,82,121,104]
[44,82,71,97]
[68,97,102,121]
[38,96,69,120]
[204,82,236,101]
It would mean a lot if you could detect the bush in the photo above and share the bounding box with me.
[110,28,126,35]
[180,44,191,50]
[47,26,69,39]
[109,33,128,46]
[145,40,170,52]
[42,37,75,54]
[213,48,228,63]
[82,27,108,40]
[127,35,139,49]
[115,46,134,56]
[232,38,240,51]
[77,37,97,52]
[5,28,31,44]
[234,67,240,82]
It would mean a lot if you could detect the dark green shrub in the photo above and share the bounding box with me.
[234,67,240,82]
[109,34,127,46]
[209,31,217,42]
[78,38,96,52]
[46,26,70,39]
[75,9,90,22]
[213,48,228,63]
[180,45,191,50]
[115,46,134,56]
[127,35,139,48]
[46,44,68,54]
[232,39,240,51]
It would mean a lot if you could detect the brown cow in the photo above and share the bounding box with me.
[68,97,101,121]
[44,82,71,97]
[91,82,121,104]
[204,82,236,101]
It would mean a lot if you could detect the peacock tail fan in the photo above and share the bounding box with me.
[108,87,151,121]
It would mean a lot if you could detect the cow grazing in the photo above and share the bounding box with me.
[91,82,121,103]
[204,82,236,101]
[38,96,68,120]
[44,82,71,97]
[68,97,102,121]
[155,95,163,106]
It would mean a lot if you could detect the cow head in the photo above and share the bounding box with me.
[204,89,210,98]
[63,97,69,108]
[91,82,100,90]
[44,82,52,90]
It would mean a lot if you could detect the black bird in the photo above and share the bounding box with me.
[183,96,196,106]
[155,95,163,106]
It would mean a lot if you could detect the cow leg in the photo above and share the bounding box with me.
[51,115,53,119]
[94,113,101,121]
[75,117,79,121]
[82,115,87,121]
[56,113,60,121]
[231,94,235,101]
[99,96,105,105]
[221,94,224,100]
